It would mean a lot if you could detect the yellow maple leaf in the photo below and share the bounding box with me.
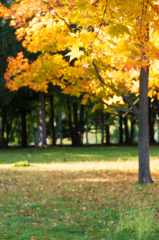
[65,46,84,62]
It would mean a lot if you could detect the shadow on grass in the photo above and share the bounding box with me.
[0,146,140,164]
[0,146,159,165]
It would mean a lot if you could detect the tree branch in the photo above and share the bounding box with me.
[100,99,134,113]
[92,0,99,6]
[147,0,159,13]
[0,31,9,35]
[92,5,107,43]
[92,61,105,84]
[55,13,72,32]
[107,64,125,72]
[62,71,136,114]
[122,95,139,116]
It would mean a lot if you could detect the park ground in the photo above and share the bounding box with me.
[0,146,159,240]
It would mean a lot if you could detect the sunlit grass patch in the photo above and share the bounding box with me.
[116,207,158,240]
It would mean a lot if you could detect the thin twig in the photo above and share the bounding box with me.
[0,31,9,35]
[147,0,159,13]
[92,5,107,43]
[92,0,99,6]
[92,61,105,84]
[55,13,72,32]
[100,99,134,113]
[84,91,134,113]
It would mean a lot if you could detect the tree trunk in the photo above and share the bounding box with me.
[130,119,135,143]
[79,104,85,144]
[59,111,63,145]
[105,124,110,145]
[138,67,153,183]
[119,115,123,144]
[148,98,155,143]
[39,92,47,147]
[21,107,27,147]
[1,108,5,147]
[100,111,104,145]
[124,115,130,144]
[86,109,89,144]
[73,102,82,146]
[67,99,76,145]
[1,108,7,148]
[67,99,84,146]
[50,94,56,146]
[105,113,110,145]
[95,122,98,144]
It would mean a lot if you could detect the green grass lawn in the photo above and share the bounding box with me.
[0,146,159,240]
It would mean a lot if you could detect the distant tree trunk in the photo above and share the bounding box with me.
[105,125,110,145]
[0,122,3,147]
[95,122,98,144]
[148,98,155,143]
[130,119,135,143]
[86,109,89,144]
[80,105,85,125]
[67,100,77,145]
[1,107,19,148]
[79,103,85,144]
[119,115,123,144]
[105,113,110,145]
[59,111,63,145]
[50,94,56,146]
[21,107,27,147]
[3,109,10,147]
[138,67,153,183]
[73,102,80,145]
[67,99,84,146]
[124,115,130,144]
[6,111,10,144]
[100,111,104,145]
[39,92,47,147]
[1,108,6,147]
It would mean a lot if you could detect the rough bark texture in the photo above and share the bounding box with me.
[39,92,47,147]
[138,67,153,183]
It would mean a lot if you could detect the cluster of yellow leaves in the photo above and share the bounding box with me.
[5,52,70,92]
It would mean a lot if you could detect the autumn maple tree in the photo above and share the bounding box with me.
[1,0,159,183]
